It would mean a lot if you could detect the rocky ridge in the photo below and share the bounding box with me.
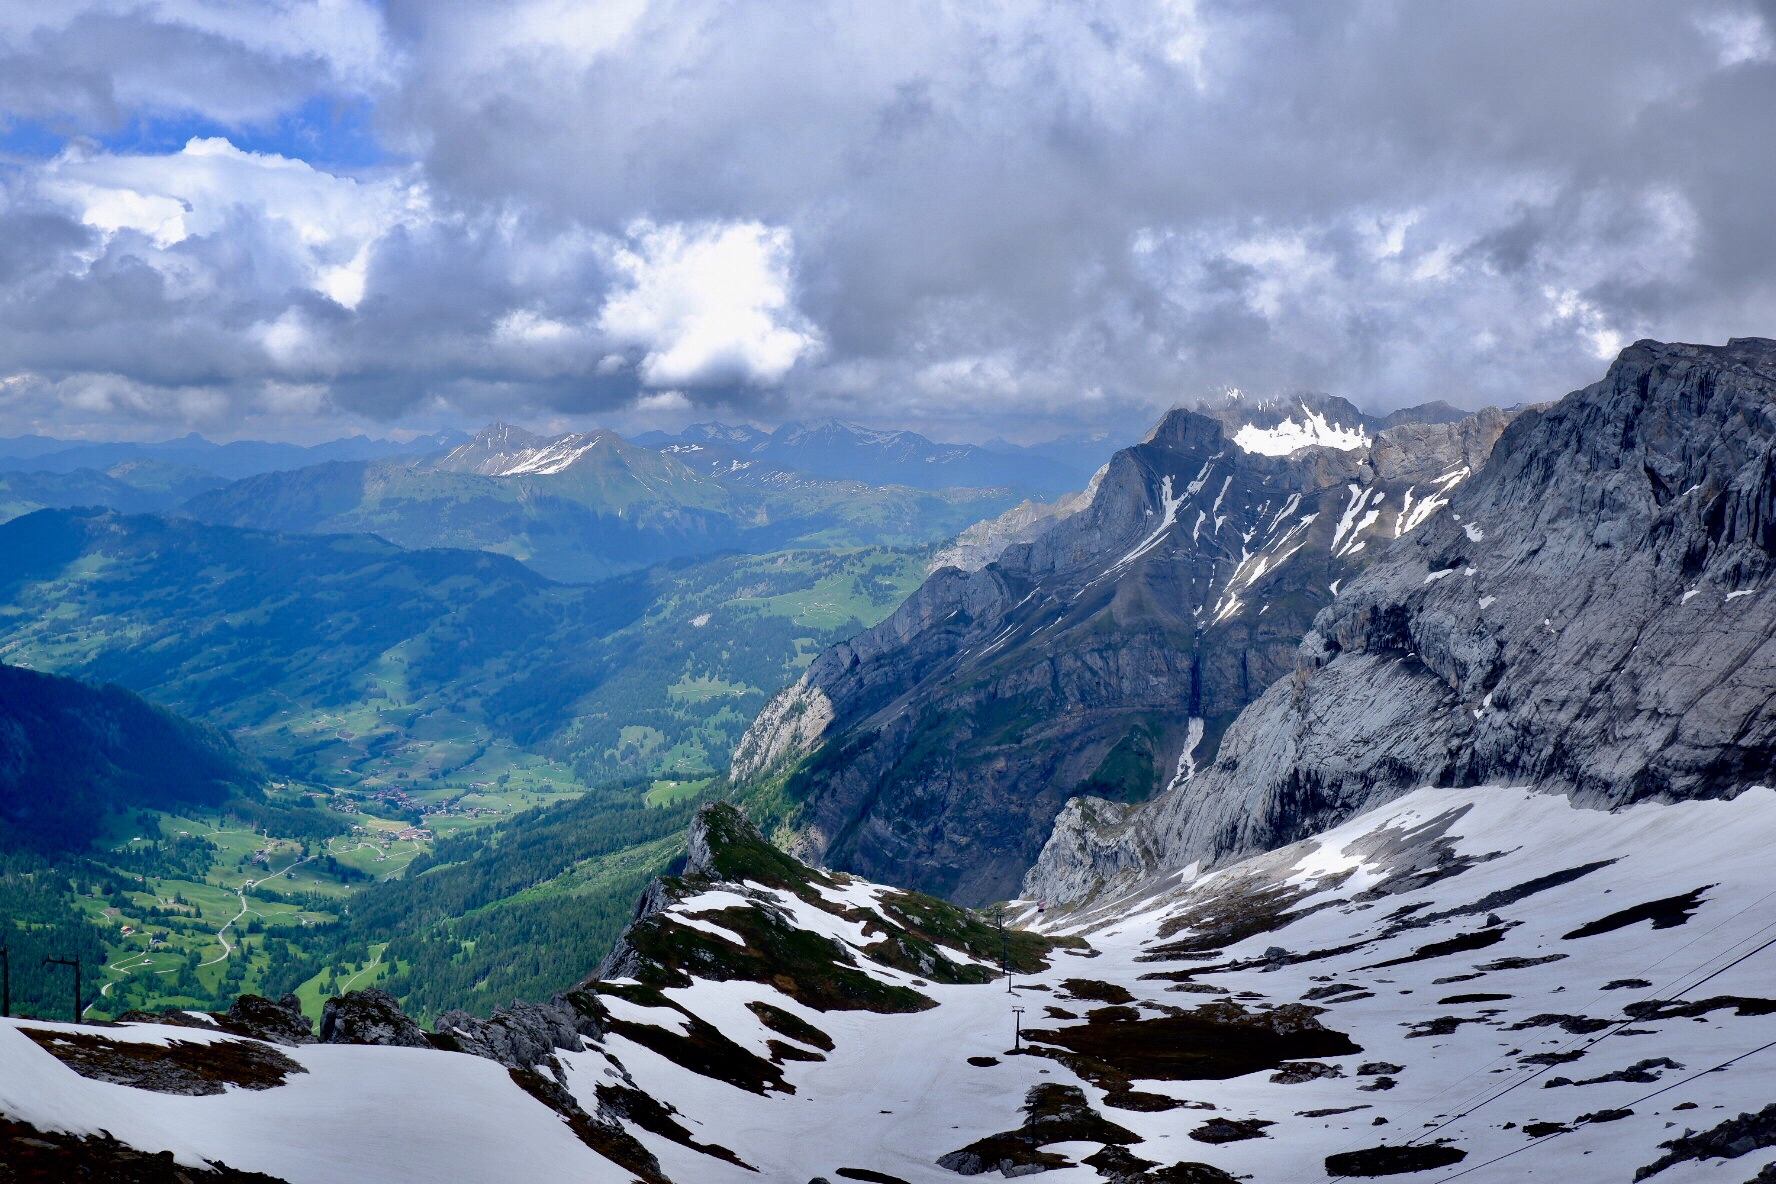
[731,393,1510,903]
[1028,337,1776,907]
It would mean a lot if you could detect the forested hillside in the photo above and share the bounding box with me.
[0,663,352,1020]
[0,662,268,849]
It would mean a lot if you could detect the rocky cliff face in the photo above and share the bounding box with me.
[1029,338,1776,905]
[731,395,1510,903]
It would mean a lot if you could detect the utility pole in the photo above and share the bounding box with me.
[1,945,10,1018]
[43,956,80,1023]
[989,905,1012,992]
[1012,1005,1025,1053]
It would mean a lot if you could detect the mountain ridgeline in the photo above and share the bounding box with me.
[10,343,1776,1184]
[635,417,1112,494]
[730,393,1510,902]
[1030,336,1776,906]
[185,421,1028,584]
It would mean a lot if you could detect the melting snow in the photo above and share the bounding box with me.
[1210,475,1233,533]
[499,436,606,476]
[12,786,1776,1183]
[1079,474,1187,596]
[1395,467,1471,538]
[1164,717,1207,794]
[1231,407,1372,456]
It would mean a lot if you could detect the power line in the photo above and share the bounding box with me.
[1401,927,1776,1152]
[1432,1036,1776,1182]
[1404,892,1776,1130]
[1324,890,1776,1181]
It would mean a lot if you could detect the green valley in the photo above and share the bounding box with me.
[0,506,948,1021]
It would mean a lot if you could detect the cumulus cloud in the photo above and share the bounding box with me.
[1,0,1775,439]
[596,220,820,387]
[36,136,427,307]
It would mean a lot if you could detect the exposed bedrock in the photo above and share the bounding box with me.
[1030,338,1776,904]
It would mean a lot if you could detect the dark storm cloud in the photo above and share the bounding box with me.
[1,0,1774,438]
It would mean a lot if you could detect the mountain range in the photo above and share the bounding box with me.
[0,430,467,480]
[6,339,1776,1182]
[635,418,1121,494]
[729,392,1510,902]
[1028,336,1776,906]
[182,422,1027,584]
[0,419,1104,587]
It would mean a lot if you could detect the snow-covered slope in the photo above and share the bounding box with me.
[8,793,1776,1182]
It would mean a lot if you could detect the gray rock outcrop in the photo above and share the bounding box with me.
[318,988,432,1048]
[1029,338,1776,905]
[220,994,315,1046]
[434,993,608,1072]
[732,394,1509,903]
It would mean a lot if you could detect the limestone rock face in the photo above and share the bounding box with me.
[1029,338,1776,904]
[733,395,1509,903]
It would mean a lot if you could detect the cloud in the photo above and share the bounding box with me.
[632,389,692,414]
[356,0,1776,427]
[596,220,820,387]
[1,0,1776,440]
[36,136,427,307]
[0,1,390,130]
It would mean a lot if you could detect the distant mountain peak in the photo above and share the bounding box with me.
[468,422,547,448]
[436,423,621,476]
[774,417,893,442]
[638,417,1096,494]
[678,421,770,446]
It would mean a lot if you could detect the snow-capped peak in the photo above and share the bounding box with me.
[1232,404,1373,456]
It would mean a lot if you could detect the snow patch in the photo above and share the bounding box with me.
[1164,717,1206,794]
[1232,407,1371,456]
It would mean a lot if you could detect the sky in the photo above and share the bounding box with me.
[1,1,1774,444]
